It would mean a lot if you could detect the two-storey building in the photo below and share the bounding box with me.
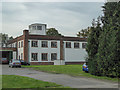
[7,23,87,65]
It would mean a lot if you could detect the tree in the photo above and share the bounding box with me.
[86,17,102,75]
[77,27,91,38]
[96,2,120,77]
[9,36,13,40]
[0,33,13,47]
[87,2,120,77]
[46,28,62,36]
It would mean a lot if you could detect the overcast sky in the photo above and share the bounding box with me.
[1,2,104,37]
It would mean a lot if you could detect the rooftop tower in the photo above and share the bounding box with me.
[29,23,47,35]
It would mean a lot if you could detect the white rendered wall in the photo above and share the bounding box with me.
[64,41,87,62]
[28,40,60,62]
[17,40,24,60]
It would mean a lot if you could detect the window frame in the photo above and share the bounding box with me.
[37,26,42,30]
[21,53,23,60]
[74,42,80,48]
[31,53,38,61]
[31,41,38,47]
[41,41,48,48]
[82,43,87,49]
[51,53,57,61]
[18,42,20,48]
[32,26,37,30]
[66,42,71,48]
[21,41,23,47]
[41,53,48,61]
[51,41,57,48]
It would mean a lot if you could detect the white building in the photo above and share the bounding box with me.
[7,23,87,65]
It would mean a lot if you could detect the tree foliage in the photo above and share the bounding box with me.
[77,27,91,38]
[86,2,120,77]
[0,33,13,47]
[46,28,62,36]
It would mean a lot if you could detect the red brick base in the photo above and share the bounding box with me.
[30,62,85,65]
[30,62,54,65]
[65,62,85,65]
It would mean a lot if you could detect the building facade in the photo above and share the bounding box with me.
[7,23,87,65]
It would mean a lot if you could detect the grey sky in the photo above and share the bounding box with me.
[1,2,104,37]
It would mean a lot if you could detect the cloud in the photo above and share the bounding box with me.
[2,0,105,2]
[1,2,104,37]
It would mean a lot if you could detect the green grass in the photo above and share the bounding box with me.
[2,75,67,88]
[23,65,118,82]
[0,75,2,90]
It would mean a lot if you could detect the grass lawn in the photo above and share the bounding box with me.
[23,65,118,82]
[2,75,68,89]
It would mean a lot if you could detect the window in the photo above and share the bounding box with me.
[32,26,36,30]
[66,42,71,48]
[41,41,48,47]
[51,42,57,48]
[21,41,23,47]
[74,42,79,48]
[13,43,15,47]
[19,55,20,60]
[11,44,13,47]
[82,43,87,49]
[15,43,17,47]
[31,53,38,61]
[51,53,57,61]
[37,26,42,30]
[41,53,48,61]
[21,53,23,60]
[31,41,38,47]
[18,42,20,48]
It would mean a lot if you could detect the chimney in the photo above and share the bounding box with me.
[23,30,29,63]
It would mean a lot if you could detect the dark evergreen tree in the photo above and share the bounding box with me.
[86,18,102,75]
[87,2,120,77]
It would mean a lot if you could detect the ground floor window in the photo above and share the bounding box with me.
[51,53,57,61]
[82,43,87,49]
[31,53,38,61]
[41,53,48,61]
[21,53,23,60]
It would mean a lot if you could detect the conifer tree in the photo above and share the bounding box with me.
[87,2,119,77]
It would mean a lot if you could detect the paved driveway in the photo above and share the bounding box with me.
[1,65,118,88]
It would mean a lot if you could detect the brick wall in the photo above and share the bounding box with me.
[30,62,54,65]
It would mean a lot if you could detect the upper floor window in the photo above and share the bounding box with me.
[32,26,36,30]
[21,41,23,47]
[82,43,87,49]
[31,53,38,61]
[18,42,20,48]
[41,41,48,47]
[31,41,38,47]
[51,53,57,61]
[41,53,48,61]
[37,26,42,30]
[51,42,57,48]
[74,42,79,48]
[66,42,71,48]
